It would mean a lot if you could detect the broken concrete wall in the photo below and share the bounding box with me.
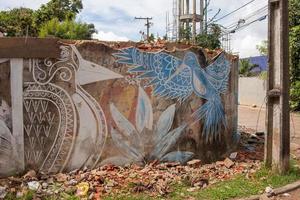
[0,40,238,176]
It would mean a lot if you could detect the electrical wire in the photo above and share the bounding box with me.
[233,14,267,32]
[224,5,268,30]
[220,13,267,37]
[209,0,256,25]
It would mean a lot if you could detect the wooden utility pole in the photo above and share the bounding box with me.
[265,0,290,174]
[135,17,153,41]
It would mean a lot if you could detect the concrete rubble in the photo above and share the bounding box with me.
[0,129,265,199]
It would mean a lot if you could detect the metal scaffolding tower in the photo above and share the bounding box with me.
[176,0,204,43]
[172,0,178,41]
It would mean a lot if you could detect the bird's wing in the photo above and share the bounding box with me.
[205,52,231,94]
[114,47,193,102]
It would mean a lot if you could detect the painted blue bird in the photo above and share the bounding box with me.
[113,48,231,142]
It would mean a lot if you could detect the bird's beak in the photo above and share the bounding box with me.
[70,45,123,85]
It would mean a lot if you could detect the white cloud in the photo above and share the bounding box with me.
[0,0,48,10]
[209,0,268,57]
[0,0,268,57]
[93,31,129,42]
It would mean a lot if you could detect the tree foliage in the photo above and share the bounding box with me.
[0,0,95,40]
[289,0,300,110]
[34,0,83,27]
[196,24,221,49]
[39,18,96,39]
[256,40,268,56]
[179,25,192,42]
[0,8,37,37]
[239,59,256,77]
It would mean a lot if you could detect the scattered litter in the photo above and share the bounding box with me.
[28,181,40,191]
[0,186,7,199]
[265,186,274,195]
[281,193,291,197]
[76,182,89,197]
[230,152,238,160]
[0,129,264,199]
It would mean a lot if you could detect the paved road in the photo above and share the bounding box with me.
[238,105,300,150]
[238,105,300,136]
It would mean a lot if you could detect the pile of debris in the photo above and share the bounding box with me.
[0,159,261,199]
[0,128,264,199]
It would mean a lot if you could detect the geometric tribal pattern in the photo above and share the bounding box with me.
[23,83,77,173]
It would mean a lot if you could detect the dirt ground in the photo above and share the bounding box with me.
[239,105,300,200]
[274,188,300,200]
[238,105,300,152]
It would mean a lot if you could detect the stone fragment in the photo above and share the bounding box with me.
[23,170,37,179]
[55,173,68,182]
[216,161,224,166]
[88,192,94,199]
[42,182,48,189]
[106,180,115,187]
[224,158,235,168]
[68,179,78,186]
[229,152,238,160]
[187,160,201,168]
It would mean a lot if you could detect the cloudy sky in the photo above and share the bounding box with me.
[0,0,268,58]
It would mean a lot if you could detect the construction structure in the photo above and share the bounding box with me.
[170,0,205,42]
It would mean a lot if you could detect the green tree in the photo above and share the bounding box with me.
[148,33,155,43]
[34,0,83,27]
[196,24,221,49]
[39,18,96,39]
[256,40,268,56]
[289,0,300,110]
[0,0,96,40]
[239,59,256,77]
[0,8,37,37]
[179,25,192,42]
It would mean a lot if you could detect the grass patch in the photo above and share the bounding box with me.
[5,162,300,200]
[105,163,300,200]
[170,164,300,200]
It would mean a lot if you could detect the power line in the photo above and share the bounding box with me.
[134,17,153,41]
[224,5,267,29]
[221,13,267,36]
[209,0,256,24]
[233,14,267,32]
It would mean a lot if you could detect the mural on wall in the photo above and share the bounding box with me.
[0,98,18,175]
[102,87,194,166]
[0,41,237,176]
[23,45,123,173]
[114,48,231,142]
